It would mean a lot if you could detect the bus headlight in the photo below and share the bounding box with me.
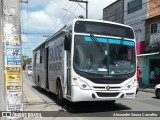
[73,78,91,90]
[124,81,134,90]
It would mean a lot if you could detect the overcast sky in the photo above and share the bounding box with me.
[21,0,117,57]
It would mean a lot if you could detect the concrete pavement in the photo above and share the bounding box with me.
[139,87,154,93]
[22,72,160,120]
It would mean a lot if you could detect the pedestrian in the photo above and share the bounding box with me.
[136,66,142,95]
[137,66,142,81]
[150,70,154,84]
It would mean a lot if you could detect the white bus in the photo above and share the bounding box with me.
[33,19,137,104]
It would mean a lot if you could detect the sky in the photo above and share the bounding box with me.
[21,0,117,57]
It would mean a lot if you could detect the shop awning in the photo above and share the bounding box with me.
[137,52,160,57]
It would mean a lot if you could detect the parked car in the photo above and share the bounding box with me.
[155,84,160,99]
[27,68,32,76]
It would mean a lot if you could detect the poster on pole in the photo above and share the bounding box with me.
[5,42,22,66]
[6,48,22,66]
[6,93,23,111]
[5,66,23,112]
[5,66,22,93]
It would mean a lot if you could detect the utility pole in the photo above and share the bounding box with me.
[0,0,5,118]
[1,0,22,119]
[69,0,88,19]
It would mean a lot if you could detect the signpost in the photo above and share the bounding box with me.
[0,0,23,119]
[0,0,5,118]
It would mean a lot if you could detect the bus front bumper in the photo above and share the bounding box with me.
[71,86,137,102]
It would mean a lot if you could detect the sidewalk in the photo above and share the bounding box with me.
[139,87,154,93]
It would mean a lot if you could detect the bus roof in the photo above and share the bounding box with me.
[33,19,134,52]
[72,19,133,30]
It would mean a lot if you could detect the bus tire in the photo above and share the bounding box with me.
[107,100,116,104]
[57,80,66,106]
[156,89,160,99]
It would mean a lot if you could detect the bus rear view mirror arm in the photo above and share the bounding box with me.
[64,35,71,51]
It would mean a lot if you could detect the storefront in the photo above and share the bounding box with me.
[137,52,160,87]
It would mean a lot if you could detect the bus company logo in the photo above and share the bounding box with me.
[2,112,11,117]
[106,85,110,91]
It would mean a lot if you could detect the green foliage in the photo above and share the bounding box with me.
[22,55,32,64]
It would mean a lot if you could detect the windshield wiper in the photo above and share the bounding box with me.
[116,39,123,54]
[115,39,124,62]
[90,34,105,53]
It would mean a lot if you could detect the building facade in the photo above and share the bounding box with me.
[103,0,124,24]
[141,0,160,86]
[124,0,148,55]
[103,0,160,86]
[125,0,160,86]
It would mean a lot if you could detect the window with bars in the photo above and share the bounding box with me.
[151,23,157,34]
[127,0,142,14]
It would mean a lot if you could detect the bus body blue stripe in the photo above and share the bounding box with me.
[84,36,92,41]
[84,36,107,43]
[84,37,135,46]
[108,39,121,44]
[123,41,135,46]
[108,39,135,46]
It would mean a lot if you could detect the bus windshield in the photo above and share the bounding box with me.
[73,35,136,76]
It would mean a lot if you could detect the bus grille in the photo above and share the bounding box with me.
[96,92,120,97]
[92,86,121,91]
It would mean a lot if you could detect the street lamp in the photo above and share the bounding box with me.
[61,8,77,18]
[69,0,88,19]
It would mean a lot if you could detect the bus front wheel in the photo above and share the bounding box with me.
[156,89,160,99]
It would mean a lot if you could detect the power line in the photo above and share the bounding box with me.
[64,4,79,23]
[53,2,75,33]
[53,1,84,34]
[23,0,160,39]
[49,0,158,36]
[45,0,69,35]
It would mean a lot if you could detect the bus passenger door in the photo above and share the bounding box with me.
[45,47,49,90]
[67,51,71,96]
[33,53,37,84]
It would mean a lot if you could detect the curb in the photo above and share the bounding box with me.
[139,88,154,93]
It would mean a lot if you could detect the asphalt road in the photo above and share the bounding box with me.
[22,72,160,120]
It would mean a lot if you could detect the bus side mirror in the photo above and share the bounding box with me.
[64,35,71,51]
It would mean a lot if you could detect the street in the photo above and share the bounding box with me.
[23,72,160,120]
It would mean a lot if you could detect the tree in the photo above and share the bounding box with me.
[22,55,32,64]
[22,55,32,70]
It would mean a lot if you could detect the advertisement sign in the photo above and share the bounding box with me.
[5,66,23,112]
[5,42,22,66]
[5,66,22,93]
[6,42,21,49]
